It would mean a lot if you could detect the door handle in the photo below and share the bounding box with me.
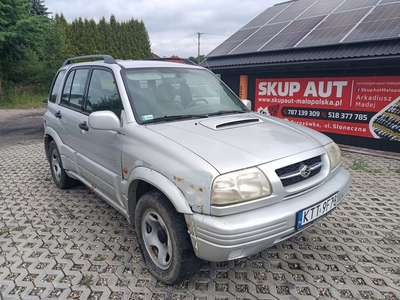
[55,110,61,119]
[79,121,89,131]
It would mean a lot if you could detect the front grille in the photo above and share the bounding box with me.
[275,156,322,187]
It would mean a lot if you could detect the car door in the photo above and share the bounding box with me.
[44,69,66,143]
[56,68,90,149]
[74,68,126,212]
[56,68,90,173]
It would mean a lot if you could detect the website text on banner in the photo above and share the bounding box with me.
[255,77,400,141]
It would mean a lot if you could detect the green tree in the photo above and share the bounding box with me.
[97,17,109,54]
[0,0,46,64]
[108,15,120,57]
[188,55,205,64]
[86,19,98,54]
[54,13,76,56]
[69,17,85,56]
[0,5,153,101]
[61,15,152,60]
[38,17,70,85]
[28,0,49,16]
[136,21,152,59]
[0,0,49,98]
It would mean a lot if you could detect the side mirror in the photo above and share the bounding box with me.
[88,111,121,131]
[242,99,252,111]
[43,98,48,103]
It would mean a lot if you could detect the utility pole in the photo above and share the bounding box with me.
[197,32,204,64]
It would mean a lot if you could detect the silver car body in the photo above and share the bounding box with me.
[44,58,351,262]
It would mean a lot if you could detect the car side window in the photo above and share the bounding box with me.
[85,69,122,117]
[49,70,65,103]
[61,69,89,110]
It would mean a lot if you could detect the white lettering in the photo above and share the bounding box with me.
[304,81,348,97]
[319,81,332,98]
[260,80,348,98]
[333,81,347,97]
[304,82,318,97]
[278,82,289,96]
[289,82,300,96]
[258,82,267,95]
[267,82,278,96]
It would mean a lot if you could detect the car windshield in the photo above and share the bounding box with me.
[122,67,248,123]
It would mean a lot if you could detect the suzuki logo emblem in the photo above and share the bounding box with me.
[299,164,311,178]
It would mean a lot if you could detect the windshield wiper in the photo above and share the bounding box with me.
[144,114,209,123]
[208,110,247,116]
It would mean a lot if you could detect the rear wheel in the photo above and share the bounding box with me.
[135,191,203,284]
[48,140,79,189]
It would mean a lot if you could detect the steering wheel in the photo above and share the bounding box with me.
[187,98,209,108]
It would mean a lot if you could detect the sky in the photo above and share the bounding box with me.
[44,0,283,59]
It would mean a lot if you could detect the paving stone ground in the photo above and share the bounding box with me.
[0,141,400,299]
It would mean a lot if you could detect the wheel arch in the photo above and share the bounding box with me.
[125,167,193,225]
[44,134,55,162]
[44,127,63,161]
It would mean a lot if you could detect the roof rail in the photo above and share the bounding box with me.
[62,55,117,66]
[144,58,197,65]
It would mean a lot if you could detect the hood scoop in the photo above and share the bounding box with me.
[200,116,262,130]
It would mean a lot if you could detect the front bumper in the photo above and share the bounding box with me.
[186,167,351,262]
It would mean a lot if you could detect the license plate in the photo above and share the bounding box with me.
[296,193,338,229]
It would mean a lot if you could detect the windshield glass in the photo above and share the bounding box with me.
[122,67,248,123]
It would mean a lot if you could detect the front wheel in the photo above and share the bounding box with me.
[135,191,203,284]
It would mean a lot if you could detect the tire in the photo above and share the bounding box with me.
[48,140,79,189]
[135,191,203,284]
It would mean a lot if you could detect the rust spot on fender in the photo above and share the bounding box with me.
[187,184,195,195]
[174,176,184,183]
[123,167,128,174]
[198,188,203,192]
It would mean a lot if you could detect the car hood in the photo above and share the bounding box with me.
[147,113,329,174]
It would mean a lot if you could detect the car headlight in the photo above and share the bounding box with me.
[324,142,342,170]
[212,167,272,206]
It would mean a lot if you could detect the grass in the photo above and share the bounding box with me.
[0,88,48,109]
[94,255,104,261]
[0,226,9,235]
[351,158,368,171]
[388,164,400,174]
[351,158,381,173]
[12,226,25,231]
[80,275,93,288]
[352,158,400,174]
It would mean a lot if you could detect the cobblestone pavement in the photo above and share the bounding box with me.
[0,141,399,300]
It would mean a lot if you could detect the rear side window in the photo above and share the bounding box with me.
[49,70,66,103]
[61,69,89,110]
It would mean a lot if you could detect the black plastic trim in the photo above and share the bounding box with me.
[62,55,117,66]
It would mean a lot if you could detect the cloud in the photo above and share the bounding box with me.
[45,0,282,58]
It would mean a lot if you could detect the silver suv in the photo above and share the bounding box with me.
[44,55,351,284]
